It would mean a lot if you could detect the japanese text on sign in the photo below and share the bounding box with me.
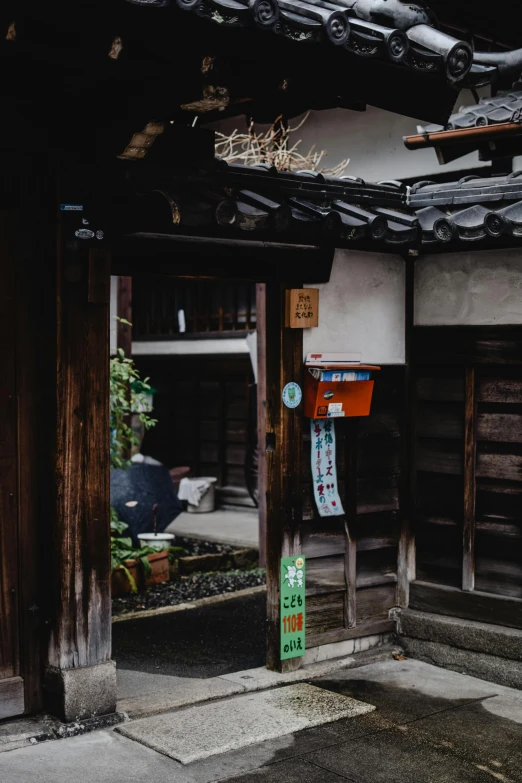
[294,292,314,320]
[285,288,319,328]
[280,556,306,660]
[311,419,345,517]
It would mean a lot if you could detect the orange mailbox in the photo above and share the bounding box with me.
[304,362,380,419]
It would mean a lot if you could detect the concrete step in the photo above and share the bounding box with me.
[398,608,522,690]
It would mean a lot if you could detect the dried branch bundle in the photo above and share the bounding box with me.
[215,113,349,178]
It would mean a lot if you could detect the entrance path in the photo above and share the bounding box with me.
[2,658,522,782]
[165,508,259,549]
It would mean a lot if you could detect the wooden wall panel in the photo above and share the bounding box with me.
[303,367,404,644]
[412,328,522,616]
[306,593,344,635]
[0,212,22,716]
[306,556,346,595]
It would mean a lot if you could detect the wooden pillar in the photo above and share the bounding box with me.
[265,280,303,672]
[44,233,115,721]
[117,276,132,355]
[256,283,267,569]
[462,367,476,592]
[397,258,416,607]
[344,420,358,629]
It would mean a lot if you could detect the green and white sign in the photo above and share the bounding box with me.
[280,556,306,660]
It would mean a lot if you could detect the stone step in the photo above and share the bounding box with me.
[398,609,522,691]
[116,682,374,764]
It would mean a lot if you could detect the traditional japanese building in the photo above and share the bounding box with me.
[2,0,522,724]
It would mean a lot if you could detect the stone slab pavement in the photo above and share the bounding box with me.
[2,658,522,783]
[166,509,259,549]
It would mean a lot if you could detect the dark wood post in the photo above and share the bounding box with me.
[344,419,359,629]
[397,258,416,607]
[44,232,115,721]
[462,367,476,592]
[256,283,267,568]
[265,279,303,672]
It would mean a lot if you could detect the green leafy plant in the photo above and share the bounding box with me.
[110,347,157,471]
[167,546,187,564]
[110,339,159,590]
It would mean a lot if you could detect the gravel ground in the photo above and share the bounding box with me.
[173,536,237,556]
[112,569,266,616]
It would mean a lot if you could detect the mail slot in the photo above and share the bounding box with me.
[304,363,380,419]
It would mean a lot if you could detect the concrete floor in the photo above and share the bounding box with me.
[165,508,259,549]
[113,591,266,680]
[2,658,522,782]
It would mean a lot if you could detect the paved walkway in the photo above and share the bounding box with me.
[2,658,522,782]
[166,509,259,549]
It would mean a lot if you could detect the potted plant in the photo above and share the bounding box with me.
[110,340,162,595]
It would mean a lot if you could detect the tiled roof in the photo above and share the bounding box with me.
[423,87,522,133]
[125,0,520,87]
[403,83,522,162]
[120,160,522,251]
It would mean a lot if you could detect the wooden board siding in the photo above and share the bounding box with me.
[0,212,23,718]
[411,327,522,617]
[302,367,404,647]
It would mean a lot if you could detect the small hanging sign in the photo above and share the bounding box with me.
[311,419,345,517]
[285,289,319,328]
[280,556,306,660]
[282,382,302,409]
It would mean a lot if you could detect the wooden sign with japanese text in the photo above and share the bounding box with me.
[280,556,306,660]
[285,289,319,328]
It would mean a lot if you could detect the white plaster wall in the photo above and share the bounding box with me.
[415,249,522,326]
[211,88,489,183]
[304,249,405,365]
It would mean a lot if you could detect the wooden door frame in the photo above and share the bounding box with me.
[115,267,306,674]
[264,279,305,672]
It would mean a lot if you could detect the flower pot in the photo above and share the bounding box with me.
[144,551,170,586]
[137,532,175,551]
[111,559,141,597]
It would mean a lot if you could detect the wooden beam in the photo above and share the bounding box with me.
[117,276,132,356]
[256,283,267,569]
[265,279,303,673]
[463,367,476,592]
[410,581,522,630]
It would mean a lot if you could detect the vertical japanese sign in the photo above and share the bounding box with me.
[311,419,345,517]
[280,556,306,660]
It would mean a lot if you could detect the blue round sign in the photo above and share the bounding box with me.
[282,382,302,409]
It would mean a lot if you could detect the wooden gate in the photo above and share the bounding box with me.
[0,213,24,718]
[410,327,522,627]
[0,211,43,719]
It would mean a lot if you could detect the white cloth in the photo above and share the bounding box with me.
[131,452,163,466]
[178,477,211,506]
